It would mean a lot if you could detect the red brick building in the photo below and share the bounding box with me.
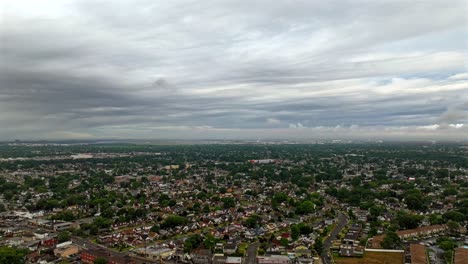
[81,249,135,264]
[41,237,58,247]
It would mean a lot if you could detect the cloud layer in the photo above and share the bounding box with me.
[1,0,467,140]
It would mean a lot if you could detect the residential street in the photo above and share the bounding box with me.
[321,211,348,264]
[246,243,259,264]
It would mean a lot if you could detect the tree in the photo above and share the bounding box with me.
[3,191,14,201]
[93,217,112,229]
[435,169,449,179]
[244,214,261,228]
[291,225,300,240]
[295,200,315,215]
[58,231,71,243]
[203,234,216,250]
[222,197,235,209]
[443,210,465,223]
[369,205,383,221]
[443,188,457,196]
[381,231,401,249]
[428,214,444,225]
[150,225,160,233]
[395,211,423,229]
[184,234,202,253]
[184,241,193,253]
[272,192,288,205]
[447,221,460,234]
[404,190,426,211]
[280,238,289,248]
[314,237,323,254]
[219,187,227,194]
[161,215,188,229]
[94,257,107,264]
[437,237,456,251]
[297,223,312,235]
[0,246,28,264]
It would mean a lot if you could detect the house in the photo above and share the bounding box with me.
[342,232,359,247]
[135,246,175,260]
[340,223,362,256]
[41,235,58,247]
[212,254,227,264]
[225,257,242,264]
[294,246,311,258]
[339,246,364,257]
[6,237,24,247]
[25,239,41,251]
[370,225,448,248]
[257,255,291,264]
[224,240,238,255]
[21,232,36,242]
[53,222,73,231]
[397,225,447,239]
[297,258,313,264]
[191,248,213,264]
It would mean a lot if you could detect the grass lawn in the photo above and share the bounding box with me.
[238,242,249,254]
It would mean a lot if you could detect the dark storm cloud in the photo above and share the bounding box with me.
[0,0,467,140]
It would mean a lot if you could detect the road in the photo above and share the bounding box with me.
[246,243,259,264]
[72,236,101,250]
[428,245,446,264]
[321,211,348,264]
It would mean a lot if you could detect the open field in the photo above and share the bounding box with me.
[334,251,404,264]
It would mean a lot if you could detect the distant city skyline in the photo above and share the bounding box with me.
[1,0,467,140]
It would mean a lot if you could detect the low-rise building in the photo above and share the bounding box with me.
[213,254,227,264]
[294,246,311,258]
[53,222,73,231]
[81,249,135,264]
[224,241,238,255]
[191,248,213,264]
[225,257,242,264]
[370,225,448,248]
[257,255,291,264]
[54,244,80,258]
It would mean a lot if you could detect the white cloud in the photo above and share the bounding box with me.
[449,123,464,129]
[266,118,281,125]
[419,124,440,130]
[0,0,467,140]
[289,122,305,129]
[449,72,468,80]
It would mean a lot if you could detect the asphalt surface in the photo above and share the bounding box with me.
[428,245,445,264]
[246,243,259,264]
[321,211,348,264]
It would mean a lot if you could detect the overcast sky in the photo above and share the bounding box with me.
[1,0,467,141]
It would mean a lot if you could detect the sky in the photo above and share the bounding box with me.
[1,0,467,141]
